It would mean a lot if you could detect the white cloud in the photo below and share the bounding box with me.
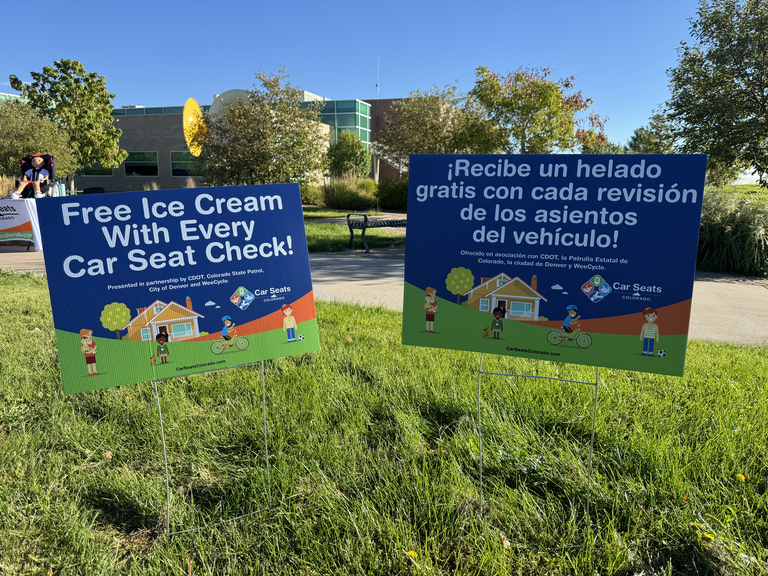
[562,291,568,295]
[205,300,216,307]
[551,284,563,290]
[216,305,220,309]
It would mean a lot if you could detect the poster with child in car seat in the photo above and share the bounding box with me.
[37,183,319,394]
[402,154,707,377]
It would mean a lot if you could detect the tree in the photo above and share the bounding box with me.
[0,101,76,178]
[328,130,371,179]
[100,302,131,340]
[627,112,674,154]
[581,139,627,154]
[196,67,329,186]
[471,66,606,154]
[665,0,768,185]
[445,267,475,305]
[373,83,501,172]
[9,59,127,187]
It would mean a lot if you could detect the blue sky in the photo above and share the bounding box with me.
[1,0,700,147]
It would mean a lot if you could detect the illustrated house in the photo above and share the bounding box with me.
[122,297,204,342]
[463,273,547,320]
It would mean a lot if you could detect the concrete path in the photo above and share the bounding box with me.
[1,243,767,346]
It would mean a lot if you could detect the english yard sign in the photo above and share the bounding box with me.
[38,184,319,394]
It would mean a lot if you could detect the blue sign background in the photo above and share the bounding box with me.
[402,154,707,376]
[37,184,319,393]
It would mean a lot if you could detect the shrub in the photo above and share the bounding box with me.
[376,175,409,211]
[327,130,371,179]
[0,175,16,196]
[697,192,768,277]
[320,179,377,210]
[300,182,323,205]
[356,177,376,196]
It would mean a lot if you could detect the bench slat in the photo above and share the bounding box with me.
[347,214,406,252]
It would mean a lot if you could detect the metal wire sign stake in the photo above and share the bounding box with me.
[152,360,273,536]
[475,353,600,545]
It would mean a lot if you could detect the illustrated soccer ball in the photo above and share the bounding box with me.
[298,334,305,341]
[657,350,666,357]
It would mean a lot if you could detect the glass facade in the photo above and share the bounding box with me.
[171,151,202,176]
[125,152,159,176]
[81,162,112,176]
[111,106,188,116]
[301,99,371,150]
[112,100,372,149]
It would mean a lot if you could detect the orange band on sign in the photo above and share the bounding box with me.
[0,221,33,234]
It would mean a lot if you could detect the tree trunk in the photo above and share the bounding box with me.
[115,329,121,340]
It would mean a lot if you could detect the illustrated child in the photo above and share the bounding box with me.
[490,307,505,339]
[640,307,660,356]
[281,304,297,342]
[562,305,580,341]
[221,315,237,348]
[80,329,99,376]
[12,156,49,199]
[424,287,437,333]
[156,332,170,364]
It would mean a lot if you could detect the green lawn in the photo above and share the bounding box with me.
[304,221,405,252]
[0,270,766,575]
[707,184,768,203]
[302,207,383,219]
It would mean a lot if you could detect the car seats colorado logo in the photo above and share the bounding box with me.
[581,274,612,303]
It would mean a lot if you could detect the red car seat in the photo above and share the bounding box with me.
[15,154,56,198]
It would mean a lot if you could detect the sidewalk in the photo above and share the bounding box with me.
[1,243,767,346]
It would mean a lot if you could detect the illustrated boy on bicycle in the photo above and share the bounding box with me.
[222,315,237,348]
[562,305,581,341]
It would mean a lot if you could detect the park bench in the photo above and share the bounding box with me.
[347,213,407,253]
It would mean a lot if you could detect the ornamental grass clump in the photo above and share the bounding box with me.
[320,177,377,210]
[697,191,768,277]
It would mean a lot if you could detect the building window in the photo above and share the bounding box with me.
[171,322,194,339]
[497,277,508,287]
[153,304,163,315]
[336,100,356,113]
[508,302,532,317]
[479,299,490,312]
[336,114,356,127]
[141,328,151,341]
[171,151,202,176]
[81,162,112,176]
[125,152,158,176]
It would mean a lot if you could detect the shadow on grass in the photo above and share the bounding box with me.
[84,485,163,534]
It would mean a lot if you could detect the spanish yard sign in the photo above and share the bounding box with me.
[403,154,707,377]
[37,184,319,394]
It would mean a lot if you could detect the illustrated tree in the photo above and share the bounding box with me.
[196,67,329,186]
[471,66,606,154]
[328,130,372,179]
[445,267,475,305]
[9,59,127,188]
[665,0,768,185]
[373,83,501,172]
[100,302,131,340]
[0,101,76,178]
